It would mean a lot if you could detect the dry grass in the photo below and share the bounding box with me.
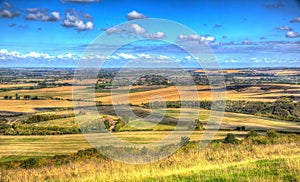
[0,131,248,158]
[0,100,74,112]
[1,140,299,182]
[0,83,36,89]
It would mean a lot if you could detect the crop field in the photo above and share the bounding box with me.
[0,130,249,159]
[96,84,300,105]
[0,69,300,181]
[163,109,300,132]
[0,83,36,89]
[0,100,75,113]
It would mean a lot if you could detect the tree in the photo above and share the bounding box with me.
[223,133,238,144]
[24,95,31,100]
[195,119,205,130]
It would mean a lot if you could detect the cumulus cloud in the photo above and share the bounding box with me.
[128,23,146,34]
[0,2,20,18]
[62,10,94,31]
[285,31,299,38]
[105,27,124,34]
[117,53,137,59]
[277,26,293,30]
[143,32,165,39]
[241,39,252,45]
[104,23,146,35]
[61,0,101,3]
[290,16,300,23]
[137,54,151,59]
[83,13,93,20]
[185,56,191,60]
[0,49,54,59]
[0,49,80,61]
[177,34,216,44]
[104,23,166,39]
[25,8,60,22]
[224,59,239,63]
[126,10,146,20]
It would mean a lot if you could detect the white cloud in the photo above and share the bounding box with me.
[185,56,191,60]
[25,9,60,22]
[62,10,94,31]
[51,12,60,20]
[290,16,300,23]
[277,26,293,31]
[285,31,299,38]
[158,55,169,60]
[224,59,239,63]
[143,32,165,39]
[0,49,78,61]
[126,10,146,20]
[105,27,120,34]
[117,53,137,59]
[137,54,151,59]
[0,9,19,18]
[129,24,146,34]
[177,34,216,44]
[241,39,252,44]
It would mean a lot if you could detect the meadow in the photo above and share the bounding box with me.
[0,132,299,182]
[0,68,300,181]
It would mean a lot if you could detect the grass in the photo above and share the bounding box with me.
[0,131,248,158]
[20,107,300,132]
[0,136,299,181]
[161,108,300,132]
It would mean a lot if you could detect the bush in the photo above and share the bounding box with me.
[21,157,47,169]
[223,133,238,144]
[180,136,190,146]
[250,136,270,144]
[114,120,126,132]
[267,130,279,138]
[246,130,259,138]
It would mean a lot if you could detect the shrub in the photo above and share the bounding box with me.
[223,133,238,144]
[246,130,259,138]
[267,130,279,138]
[180,136,190,146]
[250,136,270,144]
[21,157,47,169]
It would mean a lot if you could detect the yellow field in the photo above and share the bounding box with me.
[0,83,36,89]
[95,84,300,104]
[1,83,300,112]
[0,100,74,112]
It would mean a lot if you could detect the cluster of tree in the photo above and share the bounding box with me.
[24,112,83,124]
[3,123,80,135]
[80,117,127,133]
[0,119,9,133]
[142,96,300,122]
[3,94,39,100]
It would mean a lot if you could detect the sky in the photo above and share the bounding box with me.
[0,0,300,68]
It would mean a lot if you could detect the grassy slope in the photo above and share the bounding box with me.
[1,139,299,182]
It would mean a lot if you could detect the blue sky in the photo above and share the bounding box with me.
[0,0,300,68]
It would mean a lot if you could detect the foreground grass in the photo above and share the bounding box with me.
[0,131,247,158]
[1,133,299,182]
